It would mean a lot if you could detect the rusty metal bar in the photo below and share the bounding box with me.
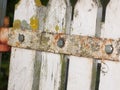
[8,29,120,61]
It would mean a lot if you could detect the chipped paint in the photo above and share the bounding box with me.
[30,16,39,31]
[8,29,120,61]
[34,0,42,7]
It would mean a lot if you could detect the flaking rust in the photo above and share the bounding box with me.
[8,29,120,61]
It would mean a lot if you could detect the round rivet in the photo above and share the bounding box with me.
[105,45,114,54]
[18,34,25,43]
[57,38,65,48]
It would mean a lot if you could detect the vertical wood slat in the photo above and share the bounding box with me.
[39,0,71,90]
[67,0,99,90]
[99,0,120,90]
[8,0,42,90]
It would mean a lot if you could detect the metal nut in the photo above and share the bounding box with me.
[105,45,114,54]
[18,34,25,43]
[57,38,65,48]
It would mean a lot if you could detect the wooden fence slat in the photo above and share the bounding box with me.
[38,0,71,90]
[99,0,120,90]
[67,0,98,90]
[8,0,41,90]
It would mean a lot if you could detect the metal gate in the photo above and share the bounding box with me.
[7,0,120,90]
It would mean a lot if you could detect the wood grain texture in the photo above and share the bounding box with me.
[67,0,98,90]
[99,0,120,90]
[38,0,70,90]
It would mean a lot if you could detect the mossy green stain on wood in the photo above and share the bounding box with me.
[15,0,21,10]
[30,16,39,31]
[59,54,67,90]
[55,25,60,32]
[34,0,42,7]
[13,19,21,30]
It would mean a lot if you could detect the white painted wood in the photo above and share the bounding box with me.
[39,0,69,90]
[8,0,39,90]
[67,0,98,90]
[99,0,120,90]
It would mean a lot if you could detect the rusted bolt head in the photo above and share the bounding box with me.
[105,45,114,54]
[57,38,65,48]
[18,34,25,43]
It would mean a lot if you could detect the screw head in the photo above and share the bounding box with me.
[57,38,65,48]
[18,34,25,43]
[105,45,114,54]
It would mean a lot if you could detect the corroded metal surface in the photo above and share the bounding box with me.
[8,29,120,61]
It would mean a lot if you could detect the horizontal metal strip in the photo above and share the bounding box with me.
[8,29,120,61]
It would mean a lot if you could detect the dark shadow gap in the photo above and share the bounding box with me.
[95,63,101,90]
[100,0,110,22]
[70,0,78,20]
[64,57,69,90]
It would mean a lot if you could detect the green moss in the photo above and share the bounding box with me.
[59,54,66,90]
[30,16,39,31]
[13,19,21,29]
[34,0,42,7]
[55,25,60,32]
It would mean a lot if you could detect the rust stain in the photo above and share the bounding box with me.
[15,42,20,47]
[8,29,119,61]
[53,33,64,45]
[54,33,64,40]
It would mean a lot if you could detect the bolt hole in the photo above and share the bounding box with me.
[105,45,114,54]
[18,34,25,43]
[57,38,65,48]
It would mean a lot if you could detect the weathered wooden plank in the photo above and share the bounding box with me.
[8,29,120,61]
[99,0,120,90]
[67,0,99,90]
[38,0,71,90]
[8,0,44,90]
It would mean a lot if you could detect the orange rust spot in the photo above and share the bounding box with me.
[54,33,64,40]
[54,33,64,45]
[109,39,114,43]
[16,42,20,47]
